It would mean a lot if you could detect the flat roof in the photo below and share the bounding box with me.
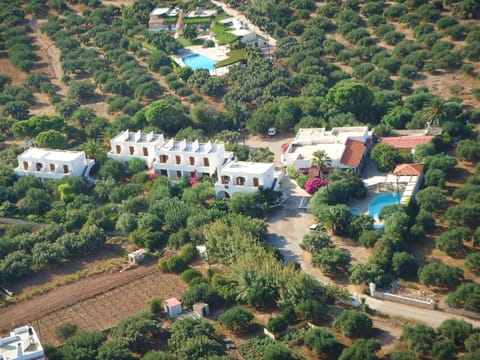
[18,147,84,162]
[161,140,221,154]
[295,127,368,143]
[221,161,273,174]
[290,143,346,162]
[151,8,170,16]
[165,298,181,307]
[0,326,44,360]
[187,9,217,17]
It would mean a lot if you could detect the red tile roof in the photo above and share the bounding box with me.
[380,136,434,149]
[340,139,366,168]
[393,163,424,176]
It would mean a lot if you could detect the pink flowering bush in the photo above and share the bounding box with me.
[189,170,199,187]
[304,177,328,194]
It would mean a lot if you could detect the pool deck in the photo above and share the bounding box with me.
[348,160,403,225]
[172,37,229,75]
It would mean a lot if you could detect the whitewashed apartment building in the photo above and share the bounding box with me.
[152,138,230,178]
[108,129,165,168]
[215,161,282,199]
[15,148,95,180]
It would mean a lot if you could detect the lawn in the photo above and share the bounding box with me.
[210,24,239,44]
[215,49,247,68]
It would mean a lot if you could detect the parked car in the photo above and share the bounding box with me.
[309,223,318,231]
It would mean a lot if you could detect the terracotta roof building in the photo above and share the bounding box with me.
[284,127,372,176]
[393,163,424,176]
[340,139,368,168]
[380,136,434,149]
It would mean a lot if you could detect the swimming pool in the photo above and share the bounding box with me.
[182,53,216,71]
[369,193,401,218]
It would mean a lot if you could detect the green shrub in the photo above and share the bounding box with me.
[179,243,198,263]
[266,316,288,334]
[181,268,203,284]
[461,63,475,75]
[218,306,254,333]
[148,296,163,314]
[472,88,480,101]
[54,322,78,341]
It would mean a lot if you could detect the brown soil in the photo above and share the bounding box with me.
[0,260,188,345]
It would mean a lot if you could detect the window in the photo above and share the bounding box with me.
[116,145,121,154]
[63,165,69,173]
[49,163,55,171]
[129,146,134,155]
[160,169,167,176]
[203,157,209,166]
[143,147,148,156]
[189,156,195,165]
[23,161,28,170]
[175,155,181,164]
[159,155,168,163]
[253,177,259,187]
[36,163,43,171]
[176,171,182,178]
[236,177,245,186]
[221,175,230,184]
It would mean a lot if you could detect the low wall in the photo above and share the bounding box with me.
[446,307,480,320]
[373,291,435,310]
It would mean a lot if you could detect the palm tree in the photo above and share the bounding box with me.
[311,150,331,178]
[100,127,118,149]
[227,101,248,129]
[425,98,447,126]
[79,139,107,163]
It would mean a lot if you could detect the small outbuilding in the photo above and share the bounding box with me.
[164,297,182,318]
[128,249,147,265]
[193,302,209,317]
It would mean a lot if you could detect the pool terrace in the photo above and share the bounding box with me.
[172,40,229,75]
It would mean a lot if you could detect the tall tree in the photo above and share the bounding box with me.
[311,150,331,178]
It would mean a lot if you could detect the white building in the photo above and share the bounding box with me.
[108,129,165,168]
[164,298,182,318]
[153,138,230,178]
[186,9,217,18]
[218,17,268,47]
[15,148,94,180]
[148,8,179,32]
[215,161,281,198]
[0,325,45,360]
[283,127,371,176]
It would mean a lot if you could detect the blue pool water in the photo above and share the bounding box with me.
[182,54,216,71]
[369,193,401,218]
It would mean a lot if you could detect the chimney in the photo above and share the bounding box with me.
[17,342,23,357]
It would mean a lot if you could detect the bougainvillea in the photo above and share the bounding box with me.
[305,177,328,194]
[189,170,199,187]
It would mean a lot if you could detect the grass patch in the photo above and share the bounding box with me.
[215,13,231,21]
[178,37,204,47]
[214,49,247,68]
[210,24,239,44]
[0,269,89,307]
[184,17,213,24]
[163,16,178,24]
[141,41,156,52]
